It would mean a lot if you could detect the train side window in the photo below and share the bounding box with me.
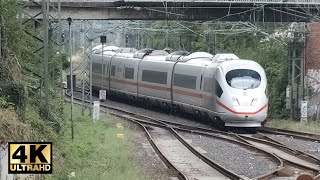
[111,65,116,76]
[173,74,197,89]
[106,64,109,74]
[92,62,102,74]
[142,70,167,84]
[203,77,213,92]
[215,80,223,98]
[125,67,134,79]
[103,64,107,74]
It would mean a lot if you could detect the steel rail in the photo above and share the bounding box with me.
[252,132,320,167]
[169,127,244,180]
[174,128,283,180]
[71,88,320,143]
[122,120,189,180]
[111,113,283,180]
[108,115,244,179]
[129,114,244,179]
[260,127,320,142]
[95,103,283,180]
[119,114,245,179]
[93,95,320,171]
[105,99,320,170]
[232,134,320,173]
[65,94,189,180]
[105,103,320,175]
[66,91,244,179]
[232,131,320,168]
[167,119,320,174]
[67,90,319,176]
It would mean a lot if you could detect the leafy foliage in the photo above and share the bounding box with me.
[0,0,64,141]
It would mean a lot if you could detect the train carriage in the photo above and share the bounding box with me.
[90,47,268,127]
[137,51,174,105]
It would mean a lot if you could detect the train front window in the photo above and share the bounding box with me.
[226,69,261,89]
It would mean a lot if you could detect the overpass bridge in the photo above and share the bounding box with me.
[22,0,320,21]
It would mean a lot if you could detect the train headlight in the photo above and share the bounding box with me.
[251,98,258,106]
[232,97,240,106]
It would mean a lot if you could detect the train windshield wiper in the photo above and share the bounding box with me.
[249,79,260,89]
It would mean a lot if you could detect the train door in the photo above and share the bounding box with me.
[201,66,215,110]
[103,62,109,89]
[100,61,107,89]
[109,59,123,91]
[172,63,203,107]
[120,58,138,96]
[108,54,118,91]
[91,54,103,89]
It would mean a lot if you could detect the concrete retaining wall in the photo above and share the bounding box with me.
[0,146,14,180]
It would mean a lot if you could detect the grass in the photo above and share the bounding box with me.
[266,119,320,134]
[50,104,148,180]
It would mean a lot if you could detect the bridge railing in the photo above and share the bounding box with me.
[121,0,320,4]
[21,0,320,5]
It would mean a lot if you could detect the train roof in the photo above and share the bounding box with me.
[218,59,265,75]
[91,47,246,66]
[132,50,243,65]
[116,47,137,53]
[212,53,239,61]
[92,45,119,54]
[165,52,240,63]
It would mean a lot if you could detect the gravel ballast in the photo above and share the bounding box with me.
[179,131,279,178]
[266,134,320,159]
[72,92,279,178]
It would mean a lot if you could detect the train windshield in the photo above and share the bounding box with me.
[226,69,261,89]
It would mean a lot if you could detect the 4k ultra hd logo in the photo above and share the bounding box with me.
[9,142,52,174]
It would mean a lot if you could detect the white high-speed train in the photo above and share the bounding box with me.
[90,47,268,127]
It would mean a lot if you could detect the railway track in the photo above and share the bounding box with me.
[259,127,320,142]
[66,89,320,179]
[142,125,234,179]
[132,121,189,180]
[125,114,320,178]
[66,91,283,179]
[67,91,242,179]
[119,113,284,179]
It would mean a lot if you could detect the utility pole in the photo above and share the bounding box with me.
[213,33,217,55]
[165,20,169,48]
[166,29,169,48]
[20,0,62,119]
[68,17,74,140]
[42,0,49,118]
[287,23,306,120]
[58,0,63,98]
[100,36,106,89]
[81,20,93,116]
[125,35,129,47]
[0,16,2,60]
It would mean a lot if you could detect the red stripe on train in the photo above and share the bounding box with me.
[110,78,212,98]
[216,100,268,115]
